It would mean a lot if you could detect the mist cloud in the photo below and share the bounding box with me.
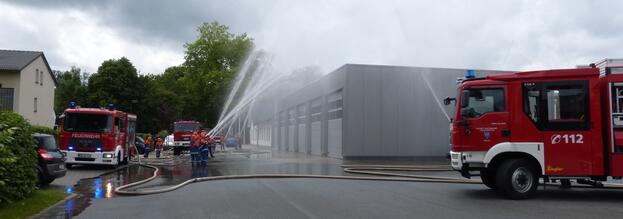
[1,0,622,74]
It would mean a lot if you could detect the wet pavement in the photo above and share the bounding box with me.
[33,145,623,219]
[38,145,445,218]
[35,164,154,218]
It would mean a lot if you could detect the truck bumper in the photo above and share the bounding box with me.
[449,150,487,178]
[174,141,190,147]
[62,150,119,165]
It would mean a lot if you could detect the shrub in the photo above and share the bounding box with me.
[0,111,38,206]
[31,125,58,138]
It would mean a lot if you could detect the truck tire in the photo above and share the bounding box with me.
[174,147,181,155]
[480,169,497,190]
[495,158,539,199]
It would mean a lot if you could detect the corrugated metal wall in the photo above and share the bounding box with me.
[268,64,508,159]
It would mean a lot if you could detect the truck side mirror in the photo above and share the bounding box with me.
[443,97,456,105]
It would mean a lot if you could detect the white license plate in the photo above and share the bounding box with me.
[77,153,91,158]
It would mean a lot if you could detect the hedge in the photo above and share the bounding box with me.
[0,111,38,206]
[31,125,59,138]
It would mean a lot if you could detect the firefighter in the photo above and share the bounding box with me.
[208,134,216,152]
[208,134,215,158]
[144,135,153,158]
[155,137,163,158]
[190,131,200,166]
[200,130,209,166]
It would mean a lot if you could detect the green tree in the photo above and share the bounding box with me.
[134,74,182,133]
[54,67,88,112]
[86,57,142,112]
[181,21,254,127]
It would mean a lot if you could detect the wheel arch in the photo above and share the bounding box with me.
[484,142,544,175]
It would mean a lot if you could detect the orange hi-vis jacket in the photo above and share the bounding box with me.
[200,131,207,145]
[191,133,200,148]
[209,136,215,144]
[145,137,153,146]
[155,138,163,149]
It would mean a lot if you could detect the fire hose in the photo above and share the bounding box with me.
[117,146,623,195]
[114,163,483,195]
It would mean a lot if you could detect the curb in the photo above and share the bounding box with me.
[28,193,77,219]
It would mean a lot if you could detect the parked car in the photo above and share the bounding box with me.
[135,136,146,155]
[33,133,66,186]
[224,137,241,149]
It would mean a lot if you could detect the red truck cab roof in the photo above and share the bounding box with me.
[460,68,600,87]
[64,107,125,115]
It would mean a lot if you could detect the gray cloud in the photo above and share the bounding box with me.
[1,0,622,74]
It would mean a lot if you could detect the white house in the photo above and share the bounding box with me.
[0,50,57,127]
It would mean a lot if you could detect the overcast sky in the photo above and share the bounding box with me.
[1,0,622,74]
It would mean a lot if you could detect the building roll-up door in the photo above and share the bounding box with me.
[327,90,343,158]
[288,108,296,152]
[297,104,307,153]
[310,98,322,155]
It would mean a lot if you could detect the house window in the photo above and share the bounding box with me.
[35,69,39,84]
[34,97,37,113]
[40,71,43,86]
[0,88,14,111]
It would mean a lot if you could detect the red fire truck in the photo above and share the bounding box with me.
[449,59,623,199]
[59,106,136,168]
[172,121,202,155]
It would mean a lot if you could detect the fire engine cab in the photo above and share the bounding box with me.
[59,104,136,168]
[448,59,623,199]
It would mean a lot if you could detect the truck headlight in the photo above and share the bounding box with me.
[103,153,114,158]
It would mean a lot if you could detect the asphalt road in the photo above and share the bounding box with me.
[49,164,117,188]
[77,177,623,219]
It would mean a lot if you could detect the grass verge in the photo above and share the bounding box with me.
[0,188,67,219]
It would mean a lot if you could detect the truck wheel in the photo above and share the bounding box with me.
[174,147,181,155]
[495,158,539,199]
[480,169,497,190]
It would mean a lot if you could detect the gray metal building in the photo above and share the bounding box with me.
[249,64,509,159]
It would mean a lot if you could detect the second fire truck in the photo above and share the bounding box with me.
[60,105,137,168]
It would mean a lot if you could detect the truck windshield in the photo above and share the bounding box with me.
[174,123,199,132]
[64,113,112,132]
[460,88,505,118]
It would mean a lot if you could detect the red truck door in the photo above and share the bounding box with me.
[455,85,510,151]
[523,80,594,176]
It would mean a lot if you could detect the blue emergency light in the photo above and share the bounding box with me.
[465,70,476,79]
[68,101,78,109]
[107,103,116,111]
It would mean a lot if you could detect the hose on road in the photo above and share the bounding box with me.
[115,160,623,196]
[114,164,480,195]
